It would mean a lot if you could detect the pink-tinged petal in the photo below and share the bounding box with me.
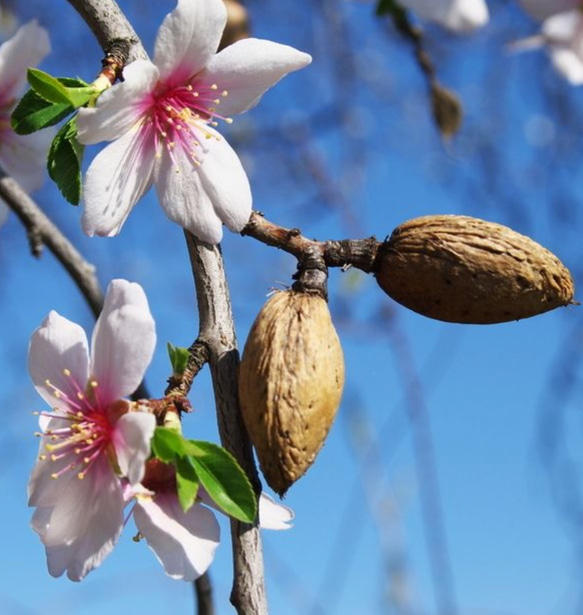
[156,146,224,243]
[113,412,156,485]
[28,311,90,410]
[77,60,159,144]
[38,460,124,580]
[154,0,227,85]
[0,21,50,101]
[28,419,78,507]
[81,124,156,238]
[0,129,53,193]
[90,280,156,401]
[202,38,312,116]
[134,494,220,581]
[258,493,294,530]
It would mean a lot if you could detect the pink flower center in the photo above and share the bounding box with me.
[37,369,122,481]
[145,80,231,165]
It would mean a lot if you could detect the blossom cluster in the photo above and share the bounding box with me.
[28,279,292,581]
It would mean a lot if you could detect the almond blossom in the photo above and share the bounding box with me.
[129,459,293,581]
[396,0,489,32]
[76,0,312,244]
[0,20,52,225]
[514,1,583,84]
[28,279,157,581]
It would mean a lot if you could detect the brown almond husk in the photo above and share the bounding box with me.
[376,215,575,324]
[238,290,345,496]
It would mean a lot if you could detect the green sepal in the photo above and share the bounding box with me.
[167,343,190,377]
[186,440,257,523]
[11,89,73,135]
[47,117,84,205]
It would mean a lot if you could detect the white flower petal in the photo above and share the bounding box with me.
[134,494,220,581]
[0,21,50,101]
[398,0,488,32]
[258,493,294,530]
[77,60,159,144]
[113,412,156,485]
[156,146,224,243]
[519,0,579,22]
[197,131,252,233]
[90,280,156,401]
[81,124,156,238]
[28,311,90,410]
[549,47,583,84]
[154,0,227,85]
[33,457,124,581]
[202,38,312,116]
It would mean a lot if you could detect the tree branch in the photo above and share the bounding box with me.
[242,209,381,273]
[65,0,146,63]
[185,231,267,615]
[0,168,104,318]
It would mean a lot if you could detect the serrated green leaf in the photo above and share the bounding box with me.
[47,117,84,205]
[187,440,257,523]
[28,68,73,104]
[28,69,94,108]
[11,89,73,134]
[151,427,187,462]
[176,456,200,512]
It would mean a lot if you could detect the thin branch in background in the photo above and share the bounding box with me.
[0,166,104,318]
[386,314,458,615]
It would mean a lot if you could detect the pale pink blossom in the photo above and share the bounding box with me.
[513,4,583,85]
[129,461,293,581]
[28,279,157,581]
[76,0,311,244]
[0,20,52,224]
[397,0,489,32]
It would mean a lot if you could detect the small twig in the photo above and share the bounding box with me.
[242,210,381,274]
[165,340,210,397]
[0,167,104,318]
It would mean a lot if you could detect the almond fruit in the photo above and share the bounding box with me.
[238,290,345,496]
[375,215,575,324]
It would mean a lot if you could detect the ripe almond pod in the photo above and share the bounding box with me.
[376,215,575,324]
[238,290,345,496]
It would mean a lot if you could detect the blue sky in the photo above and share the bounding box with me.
[1,1,582,614]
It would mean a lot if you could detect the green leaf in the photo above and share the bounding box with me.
[28,68,94,108]
[167,342,190,376]
[28,68,74,104]
[176,456,200,512]
[47,117,84,205]
[11,89,73,134]
[187,440,257,523]
[151,427,187,463]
